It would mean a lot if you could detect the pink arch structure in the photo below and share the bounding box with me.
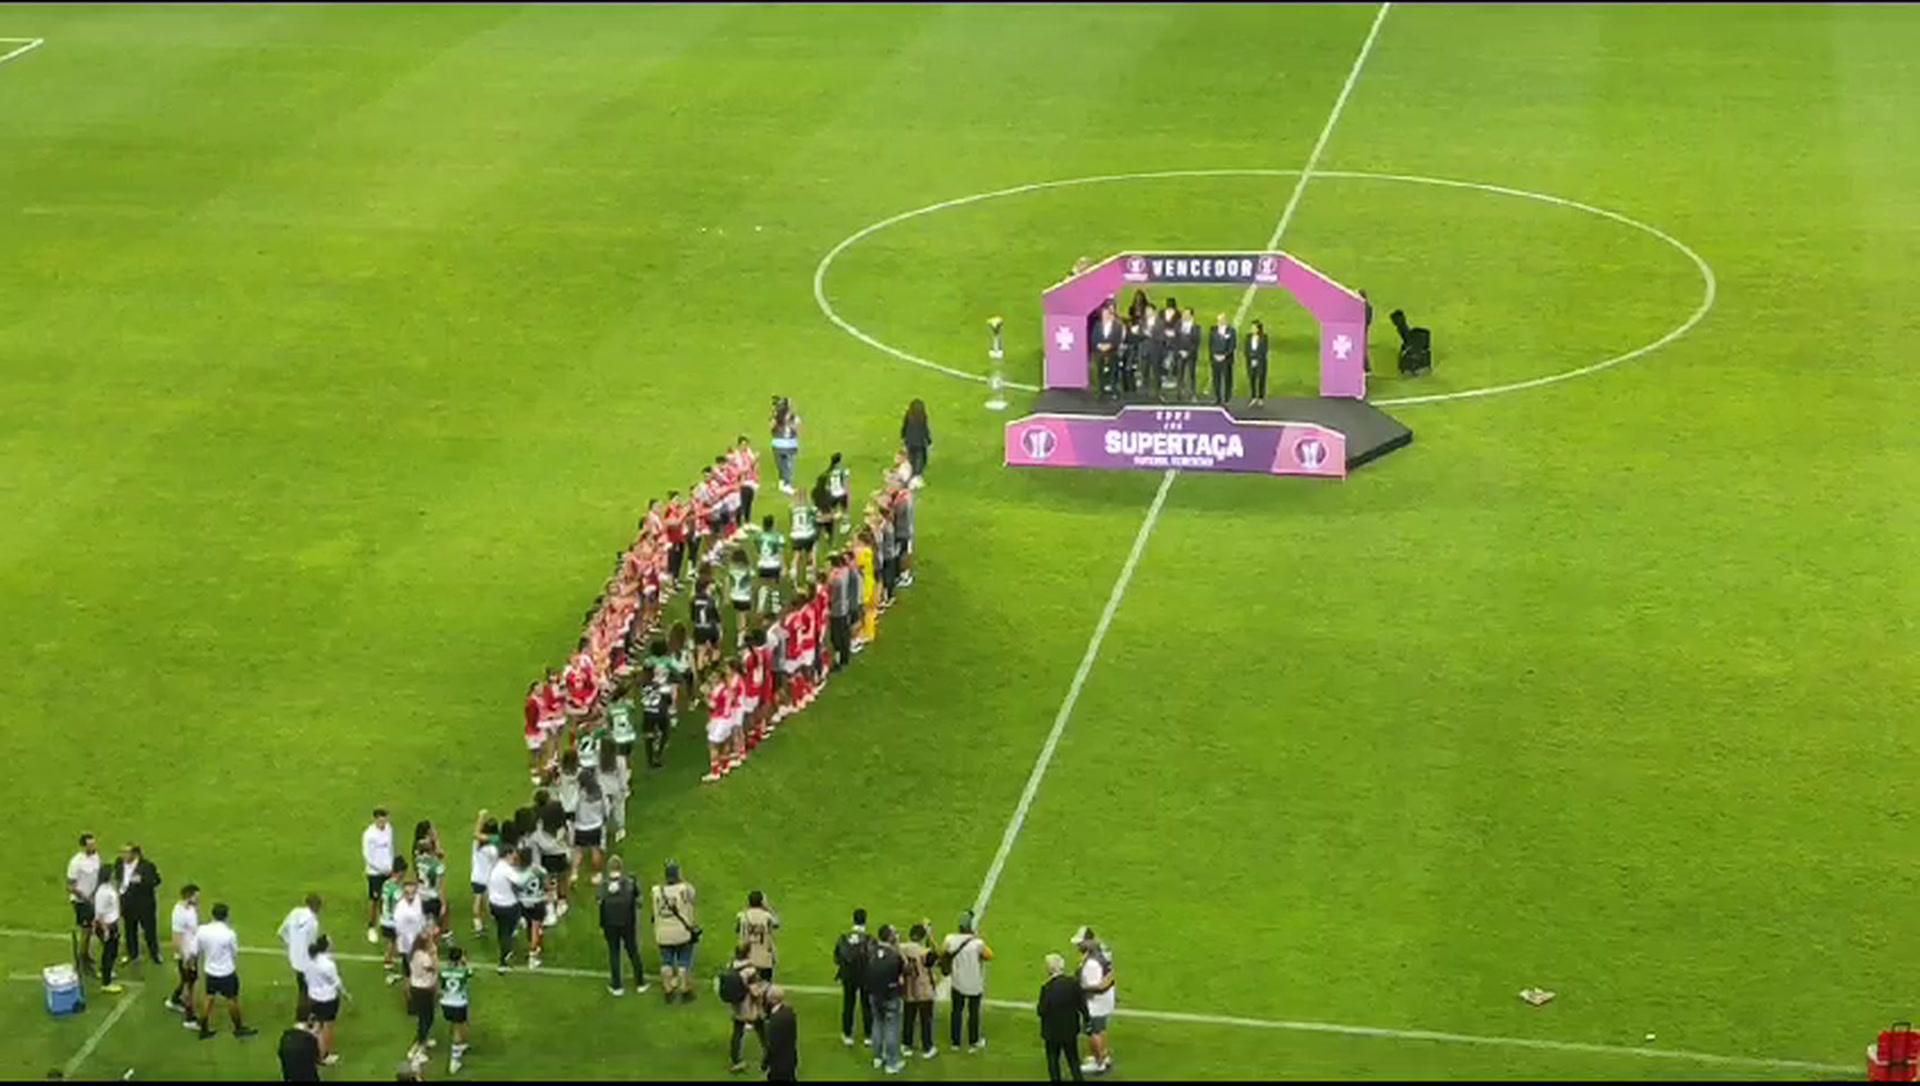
[1040,252,1368,399]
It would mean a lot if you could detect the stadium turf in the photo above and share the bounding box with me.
[1,3,1913,1080]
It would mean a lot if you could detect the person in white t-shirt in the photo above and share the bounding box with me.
[277,893,323,1020]
[194,903,258,1040]
[167,884,202,1025]
[66,833,102,973]
[91,878,124,993]
[362,808,395,944]
[468,812,500,939]
[303,934,345,1065]
[392,878,428,986]
[1072,927,1116,1075]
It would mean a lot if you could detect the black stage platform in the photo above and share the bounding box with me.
[1028,389,1413,471]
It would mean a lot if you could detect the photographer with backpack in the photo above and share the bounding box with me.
[940,911,993,1053]
[720,943,765,1074]
[1072,926,1117,1076]
[865,925,906,1075]
[832,909,875,1048]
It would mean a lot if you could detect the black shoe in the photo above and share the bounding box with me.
[149,955,163,965]
[234,1026,259,1039]
[198,1028,216,1041]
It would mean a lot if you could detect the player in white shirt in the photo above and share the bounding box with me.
[193,903,258,1040]
[392,878,427,986]
[91,879,124,993]
[1073,927,1117,1074]
[303,934,345,1065]
[362,808,395,944]
[468,811,500,938]
[66,833,102,973]
[167,883,202,1025]
[277,893,323,1020]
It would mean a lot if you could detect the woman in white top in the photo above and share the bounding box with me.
[573,770,608,886]
[468,812,500,939]
[304,935,345,1065]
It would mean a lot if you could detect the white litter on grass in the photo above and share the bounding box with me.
[1645,1033,1657,1042]
[1519,988,1557,1006]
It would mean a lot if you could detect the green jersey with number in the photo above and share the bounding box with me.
[727,567,753,603]
[829,466,849,498]
[755,529,784,568]
[755,582,783,619]
[439,963,473,1008]
[415,852,445,901]
[640,680,672,718]
[379,878,402,925]
[579,722,607,765]
[607,699,637,744]
[518,866,546,910]
[790,504,816,540]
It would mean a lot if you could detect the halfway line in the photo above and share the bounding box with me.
[969,0,1394,926]
[0,37,45,67]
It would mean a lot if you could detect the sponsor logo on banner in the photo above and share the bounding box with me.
[1020,426,1058,461]
[1256,255,1280,283]
[1295,437,1328,469]
[1122,255,1150,283]
[1103,428,1246,468]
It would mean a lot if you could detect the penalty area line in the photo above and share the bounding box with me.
[0,929,1846,1074]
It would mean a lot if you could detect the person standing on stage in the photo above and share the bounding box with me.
[1176,307,1200,400]
[1245,319,1270,406]
[1091,303,1123,399]
[1209,312,1238,405]
[1130,302,1157,397]
[1112,311,1137,400]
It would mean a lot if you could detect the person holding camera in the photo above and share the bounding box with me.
[736,890,780,982]
[651,861,699,1003]
[721,943,767,1073]
[832,908,875,1048]
[769,398,801,495]
[942,912,993,1052]
[865,925,906,1074]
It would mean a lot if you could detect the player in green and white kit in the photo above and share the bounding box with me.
[515,858,547,970]
[788,499,818,583]
[439,945,474,1074]
[725,551,754,646]
[639,666,675,769]
[605,683,638,797]
[578,708,610,773]
[754,515,785,582]
[379,857,407,982]
[412,828,448,945]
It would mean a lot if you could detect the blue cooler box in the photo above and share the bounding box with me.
[44,964,84,1016]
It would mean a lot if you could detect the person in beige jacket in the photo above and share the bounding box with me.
[900,922,940,1060]
[650,862,698,1003]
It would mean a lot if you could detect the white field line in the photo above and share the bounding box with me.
[0,928,1845,1074]
[64,979,143,1078]
[0,36,45,67]
[968,464,1177,924]
[969,2,1393,928]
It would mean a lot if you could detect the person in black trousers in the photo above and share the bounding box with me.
[1360,288,1374,374]
[1175,308,1200,401]
[760,985,798,1082]
[1208,313,1238,405]
[831,909,874,1047]
[1244,319,1270,406]
[278,1018,323,1082]
[1090,303,1123,400]
[597,857,648,996]
[115,844,162,965]
[1036,953,1087,1082]
[899,400,931,486]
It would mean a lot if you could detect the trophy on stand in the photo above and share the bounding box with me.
[984,316,1008,412]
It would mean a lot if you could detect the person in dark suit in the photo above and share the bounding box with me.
[115,844,162,966]
[1244,319,1270,406]
[1360,289,1374,374]
[1036,953,1087,1082]
[1130,304,1158,397]
[1111,313,1138,400]
[760,985,798,1082]
[1175,308,1200,401]
[1091,303,1123,400]
[1156,298,1178,398]
[1208,313,1238,405]
[278,1017,323,1082]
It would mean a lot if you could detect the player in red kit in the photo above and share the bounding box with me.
[701,666,734,783]
[739,640,766,752]
[564,648,599,722]
[809,571,832,687]
[751,627,777,737]
[664,490,691,585]
[523,682,546,781]
[724,661,749,771]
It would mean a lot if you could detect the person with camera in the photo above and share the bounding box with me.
[941,912,993,1052]
[721,942,767,1073]
[900,922,939,1060]
[769,398,801,495]
[865,924,906,1074]
[651,861,699,1003]
[736,890,780,982]
[832,907,875,1048]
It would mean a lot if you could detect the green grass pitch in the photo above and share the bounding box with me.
[2,3,1915,1081]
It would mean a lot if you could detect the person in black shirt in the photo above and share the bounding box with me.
[1244,320,1270,406]
[115,844,162,966]
[691,571,722,674]
[1036,953,1088,1082]
[761,985,798,1082]
[597,856,648,996]
[1175,308,1200,401]
[832,908,874,1048]
[278,1018,322,1082]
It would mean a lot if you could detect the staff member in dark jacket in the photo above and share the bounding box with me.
[278,1017,323,1082]
[1244,319,1270,406]
[899,400,931,488]
[1036,953,1087,1082]
[1091,303,1123,401]
[597,856,648,996]
[115,844,163,966]
[760,985,798,1081]
[1209,313,1238,405]
[1175,308,1201,401]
